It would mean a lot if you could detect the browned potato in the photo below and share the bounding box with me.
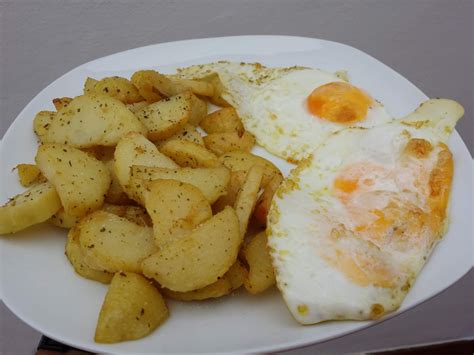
[79,211,156,273]
[93,76,143,104]
[113,132,178,201]
[160,139,219,168]
[103,160,131,205]
[49,208,81,228]
[199,73,231,107]
[200,107,244,135]
[0,182,61,234]
[33,110,55,142]
[220,151,282,187]
[213,170,247,213]
[135,93,191,141]
[126,101,148,113]
[36,144,111,217]
[242,232,275,294]
[204,131,256,155]
[234,165,263,238]
[253,173,283,226]
[131,70,174,99]
[102,204,152,227]
[188,94,208,126]
[15,164,45,187]
[81,146,115,161]
[142,206,242,292]
[65,226,113,283]
[45,94,146,148]
[129,165,229,204]
[143,179,212,246]
[156,123,204,147]
[52,97,72,111]
[162,260,247,301]
[84,77,99,94]
[95,272,168,343]
[171,78,214,97]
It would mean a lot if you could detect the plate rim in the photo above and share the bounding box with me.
[1,35,472,354]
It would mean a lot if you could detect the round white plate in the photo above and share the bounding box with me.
[0,36,472,354]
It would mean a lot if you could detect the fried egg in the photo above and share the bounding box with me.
[267,99,464,324]
[176,62,392,163]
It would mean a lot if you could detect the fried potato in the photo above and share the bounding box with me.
[102,204,152,227]
[50,208,81,228]
[35,144,111,217]
[103,160,130,205]
[204,131,256,155]
[45,94,146,148]
[254,173,283,226]
[129,165,229,204]
[142,206,241,292]
[79,211,156,273]
[15,163,45,187]
[95,272,168,343]
[234,165,263,238]
[126,101,148,113]
[212,170,247,213]
[131,70,174,100]
[93,76,143,104]
[198,73,231,107]
[81,146,115,161]
[33,110,55,142]
[219,151,282,186]
[162,260,247,301]
[84,77,99,94]
[0,182,61,234]
[242,232,275,294]
[200,107,244,135]
[144,179,212,246]
[113,133,178,201]
[52,97,72,111]
[156,123,204,147]
[135,93,191,141]
[65,226,113,283]
[171,78,214,97]
[160,140,219,168]
[188,94,208,126]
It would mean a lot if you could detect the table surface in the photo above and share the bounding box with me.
[0,1,472,354]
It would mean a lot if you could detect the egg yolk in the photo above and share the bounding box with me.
[307,82,373,124]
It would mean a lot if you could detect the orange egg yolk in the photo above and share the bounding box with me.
[307,82,373,124]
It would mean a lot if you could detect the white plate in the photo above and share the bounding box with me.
[0,36,472,354]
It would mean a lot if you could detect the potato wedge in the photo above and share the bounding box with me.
[213,170,247,213]
[156,123,204,147]
[162,260,247,301]
[131,70,174,99]
[254,173,283,226]
[95,272,168,343]
[200,107,244,135]
[45,93,146,148]
[198,73,231,107]
[103,160,131,205]
[33,110,55,142]
[81,146,115,161]
[36,144,111,217]
[129,165,229,204]
[242,232,275,294]
[144,179,212,246]
[135,93,191,141]
[160,139,219,168]
[113,133,178,201]
[204,131,256,155]
[220,151,281,186]
[15,164,45,187]
[50,208,81,228]
[0,182,61,234]
[126,101,148,113]
[93,76,143,104]
[102,204,152,227]
[171,78,214,97]
[79,211,156,273]
[234,165,263,238]
[142,206,241,292]
[188,94,208,126]
[52,97,72,111]
[84,77,99,94]
[65,226,113,283]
